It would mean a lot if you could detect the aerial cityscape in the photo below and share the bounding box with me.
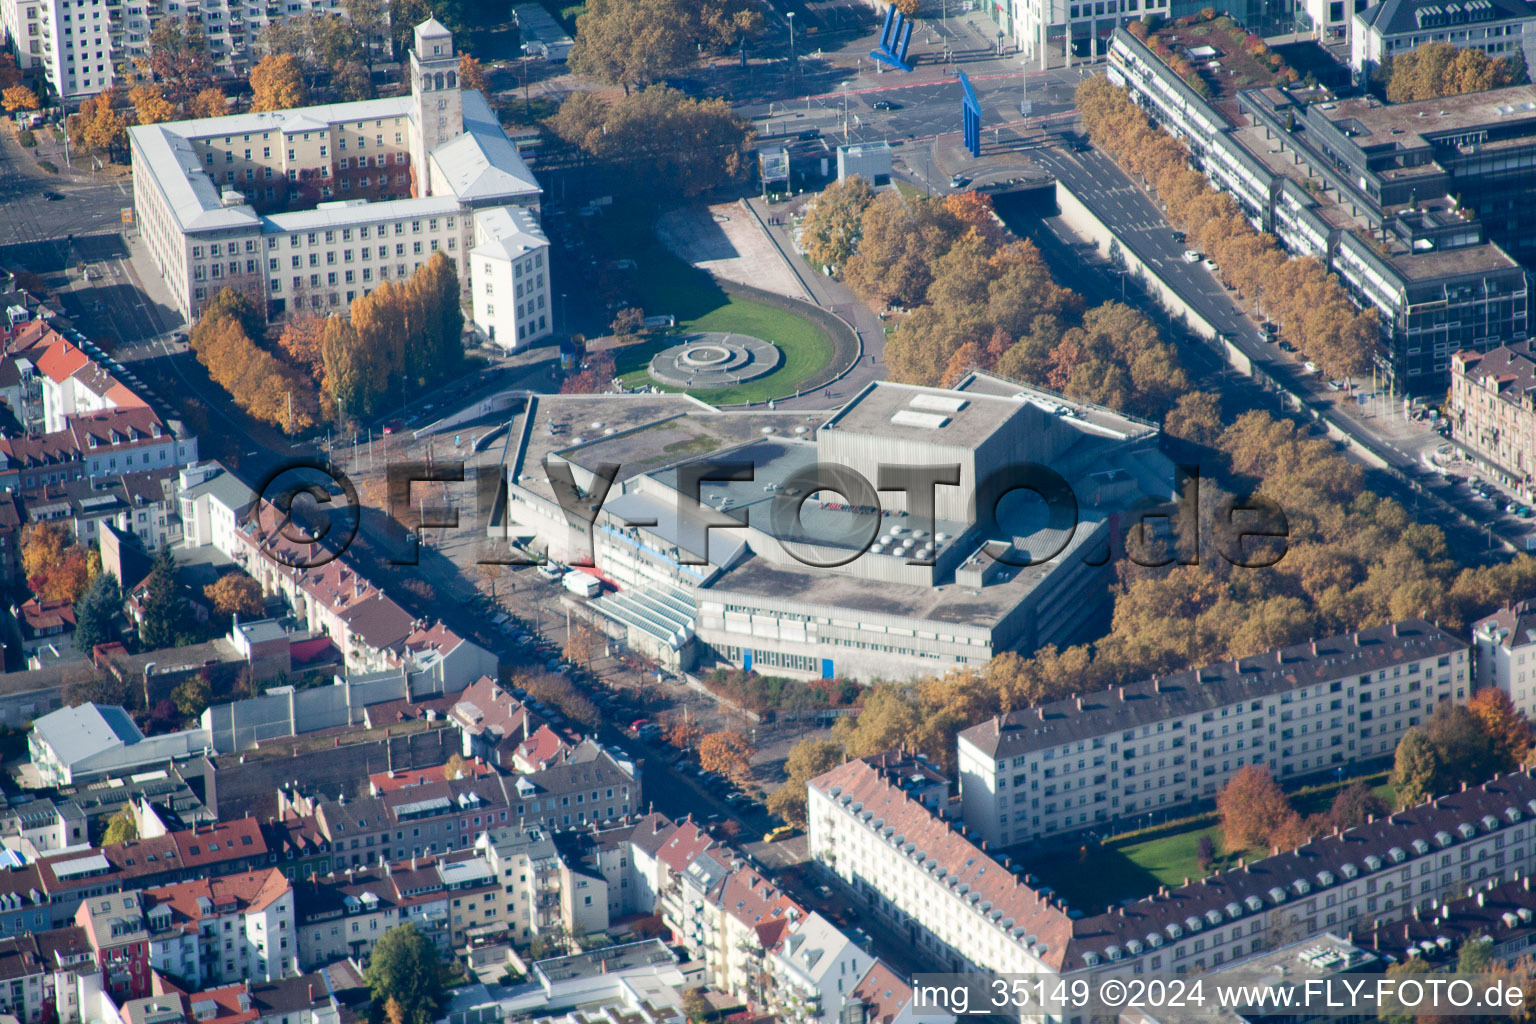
[0,0,1533,1020]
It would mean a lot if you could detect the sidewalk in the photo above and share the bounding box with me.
[741,194,887,408]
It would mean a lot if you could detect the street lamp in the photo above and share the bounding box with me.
[787,11,796,68]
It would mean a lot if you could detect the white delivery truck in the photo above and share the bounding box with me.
[562,572,600,597]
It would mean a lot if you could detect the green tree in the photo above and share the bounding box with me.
[102,803,138,845]
[766,738,843,825]
[799,176,876,269]
[172,673,210,717]
[364,923,444,1024]
[1391,728,1440,809]
[198,286,265,343]
[1457,936,1495,975]
[137,547,188,650]
[72,572,122,656]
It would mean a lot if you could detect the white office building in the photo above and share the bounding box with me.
[957,619,1470,850]
[471,206,553,350]
[129,18,549,347]
[1351,0,1536,83]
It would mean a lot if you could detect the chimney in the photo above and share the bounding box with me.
[1478,891,1486,907]
[308,984,314,1002]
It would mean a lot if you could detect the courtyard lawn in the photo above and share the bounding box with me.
[1028,773,1396,912]
[599,212,836,405]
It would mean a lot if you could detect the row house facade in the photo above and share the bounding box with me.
[1449,343,1536,502]
[142,869,295,988]
[811,753,1536,988]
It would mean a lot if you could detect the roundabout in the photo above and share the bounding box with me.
[649,333,782,389]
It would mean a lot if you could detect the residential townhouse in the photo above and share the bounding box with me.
[142,869,295,988]
[769,912,876,1024]
[448,676,553,768]
[0,409,199,493]
[23,469,183,553]
[293,868,412,969]
[102,818,270,889]
[0,927,92,1024]
[74,891,150,1002]
[478,825,562,944]
[35,338,148,434]
[957,619,1470,849]
[811,753,1536,987]
[0,0,357,101]
[229,502,493,686]
[1353,872,1536,965]
[1474,603,1536,717]
[0,797,87,856]
[176,462,253,555]
[1449,344,1536,503]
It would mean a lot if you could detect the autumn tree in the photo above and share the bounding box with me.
[1216,765,1294,850]
[457,53,489,93]
[130,85,176,125]
[172,673,210,717]
[665,716,704,750]
[102,804,138,844]
[766,738,843,825]
[550,87,752,198]
[832,684,921,759]
[204,573,264,619]
[569,0,697,93]
[698,729,755,785]
[1,85,38,112]
[562,624,603,668]
[1386,41,1513,102]
[444,753,467,780]
[23,524,96,605]
[1328,780,1388,830]
[186,87,228,119]
[250,53,308,111]
[799,175,876,270]
[1467,686,1534,769]
[139,15,215,109]
[1423,701,1502,792]
[1164,391,1224,447]
[192,289,318,434]
[278,312,326,380]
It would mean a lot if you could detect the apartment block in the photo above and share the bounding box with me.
[0,0,347,102]
[1474,603,1536,716]
[1448,343,1536,501]
[1108,27,1533,392]
[142,869,294,987]
[958,620,1469,850]
[811,754,1536,984]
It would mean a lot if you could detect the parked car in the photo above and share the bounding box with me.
[42,191,63,201]
[1181,250,1203,263]
[763,825,798,843]
[949,174,971,189]
[872,99,900,110]
[1172,230,1186,243]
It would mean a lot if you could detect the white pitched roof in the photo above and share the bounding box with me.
[470,206,548,262]
[429,91,541,203]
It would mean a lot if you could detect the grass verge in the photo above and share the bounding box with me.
[599,211,834,405]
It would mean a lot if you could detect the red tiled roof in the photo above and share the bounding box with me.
[146,869,291,929]
[34,339,89,384]
[851,962,914,1024]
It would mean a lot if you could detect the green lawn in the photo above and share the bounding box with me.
[599,212,835,405]
[1030,774,1396,911]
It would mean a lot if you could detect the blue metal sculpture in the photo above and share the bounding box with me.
[959,70,981,158]
[870,5,915,72]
